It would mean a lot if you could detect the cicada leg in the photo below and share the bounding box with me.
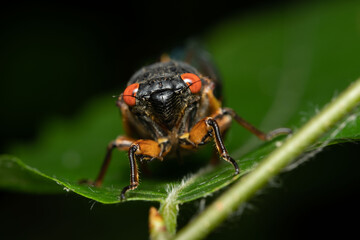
[78,136,135,187]
[120,139,166,200]
[203,83,292,141]
[180,107,292,175]
[180,116,239,174]
[80,135,168,200]
[221,108,292,141]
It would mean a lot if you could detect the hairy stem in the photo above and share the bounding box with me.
[158,201,179,236]
[174,79,360,240]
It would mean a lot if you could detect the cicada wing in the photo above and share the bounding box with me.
[170,40,223,100]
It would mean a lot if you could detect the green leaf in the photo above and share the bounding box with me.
[2,0,360,204]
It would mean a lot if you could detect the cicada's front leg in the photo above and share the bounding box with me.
[180,90,292,175]
[120,139,172,200]
[180,114,239,174]
[121,139,161,199]
[81,135,168,200]
[180,107,292,175]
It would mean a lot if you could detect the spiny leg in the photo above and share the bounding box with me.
[221,108,292,140]
[180,116,239,174]
[120,139,165,200]
[206,118,239,174]
[180,108,292,174]
[121,144,140,200]
[203,84,292,140]
[90,136,134,187]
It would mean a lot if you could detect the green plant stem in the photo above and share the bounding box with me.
[158,201,179,236]
[174,78,360,240]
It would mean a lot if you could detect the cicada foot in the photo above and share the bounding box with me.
[220,153,240,175]
[120,183,139,201]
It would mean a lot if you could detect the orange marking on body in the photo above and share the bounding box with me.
[188,119,211,144]
[136,140,162,160]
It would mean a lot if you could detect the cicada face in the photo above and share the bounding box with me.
[119,60,204,137]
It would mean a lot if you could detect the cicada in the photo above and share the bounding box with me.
[86,51,291,200]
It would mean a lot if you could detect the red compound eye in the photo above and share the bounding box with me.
[123,83,139,106]
[181,73,202,93]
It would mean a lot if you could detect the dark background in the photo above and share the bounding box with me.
[0,0,288,151]
[1,1,359,239]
